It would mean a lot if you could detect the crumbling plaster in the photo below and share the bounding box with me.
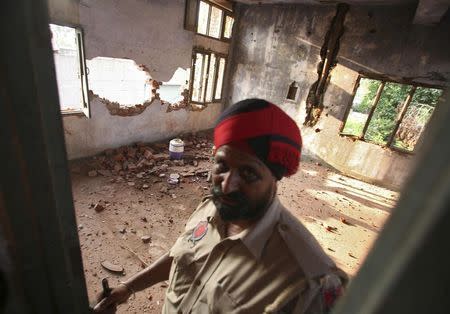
[46,0,227,159]
[226,3,450,189]
[64,96,221,159]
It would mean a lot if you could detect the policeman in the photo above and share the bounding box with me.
[94,99,347,313]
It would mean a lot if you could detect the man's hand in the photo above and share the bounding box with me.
[93,283,131,313]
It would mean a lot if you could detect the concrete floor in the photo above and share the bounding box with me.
[71,140,397,313]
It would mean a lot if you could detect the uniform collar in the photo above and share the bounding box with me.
[208,196,281,261]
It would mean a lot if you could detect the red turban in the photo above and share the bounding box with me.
[214,99,302,179]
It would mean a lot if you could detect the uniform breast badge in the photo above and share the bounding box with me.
[190,221,208,246]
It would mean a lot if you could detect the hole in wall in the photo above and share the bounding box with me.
[86,57,153,107]
[286,81,298,100]
[159,67,190,104]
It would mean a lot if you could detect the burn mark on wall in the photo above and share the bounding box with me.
[304,3,349,126]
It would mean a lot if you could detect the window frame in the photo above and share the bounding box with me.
[221,11,235,41]
[189,48,227,105]
[340,74,443,154]
[50,23,91,118]
[195,0,233,42]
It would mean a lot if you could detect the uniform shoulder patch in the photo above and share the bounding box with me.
[321,274,345,312]
[191,221,208,242]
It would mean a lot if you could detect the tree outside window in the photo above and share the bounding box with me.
[341,76,442,152]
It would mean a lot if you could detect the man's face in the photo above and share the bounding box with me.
[211,145,277,222]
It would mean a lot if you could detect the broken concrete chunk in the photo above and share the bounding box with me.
[173,160,184,166]
[325,225,338,232]
[142,184,149,189]
[114,163,122,172]
[160,164,169,172]
[160,186,168,194]
[93,203,105,212]
[144,149,154,160]
[181,171,196,177]
[153,153,169,161]
[141,235,151,243]
[114,153,126,162]
[136,173,144,179]
[101,260,124,273]
[127,181,135,186]
[88,170,98,177]
[195,169,209,176]
[127,147,137,158]
[98,169,112,177]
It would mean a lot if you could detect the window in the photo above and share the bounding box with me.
[190,50,227,104]
[286,81,299,100]
[341,76,443,152]
[196,1,234,40]
[49,24,90,117]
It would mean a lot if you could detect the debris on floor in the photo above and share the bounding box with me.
[101,260,124,274]
[70,130,398,314]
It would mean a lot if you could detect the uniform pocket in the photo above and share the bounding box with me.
[208,281,238,314]
[167,237,197,303]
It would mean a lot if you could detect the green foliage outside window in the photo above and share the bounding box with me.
[342,77,442,151]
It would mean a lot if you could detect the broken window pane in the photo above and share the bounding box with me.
[215,57,226,100]
[50,24,84,112]
[86,57,152,106]
[208,6,223,38]
[160,68,190,104]
[365,82,412,145]
[197,1,209,35]
[392,87,442,151]
[223,15,234,38]
[192,53,204,102]
[342,78,381,137]
[206,54,216,102]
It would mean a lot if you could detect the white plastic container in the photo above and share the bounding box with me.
[169,138,184,160]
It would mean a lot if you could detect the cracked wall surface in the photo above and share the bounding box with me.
[48,0,223,159]
[226,3,450,189]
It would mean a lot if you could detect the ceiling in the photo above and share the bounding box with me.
[233,0,449,25]
[235,0,416,4]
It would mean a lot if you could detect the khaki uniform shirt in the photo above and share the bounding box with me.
[163,197,347,314]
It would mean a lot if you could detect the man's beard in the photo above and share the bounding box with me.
[211,186,270,222]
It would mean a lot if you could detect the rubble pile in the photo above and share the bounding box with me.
[81,133,214,189]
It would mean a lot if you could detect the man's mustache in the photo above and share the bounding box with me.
[211,186,247,204]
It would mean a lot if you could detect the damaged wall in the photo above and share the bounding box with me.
[226,3,450,189]
[48,0,224,159]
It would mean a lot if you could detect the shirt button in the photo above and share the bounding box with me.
[194,279,201,286]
